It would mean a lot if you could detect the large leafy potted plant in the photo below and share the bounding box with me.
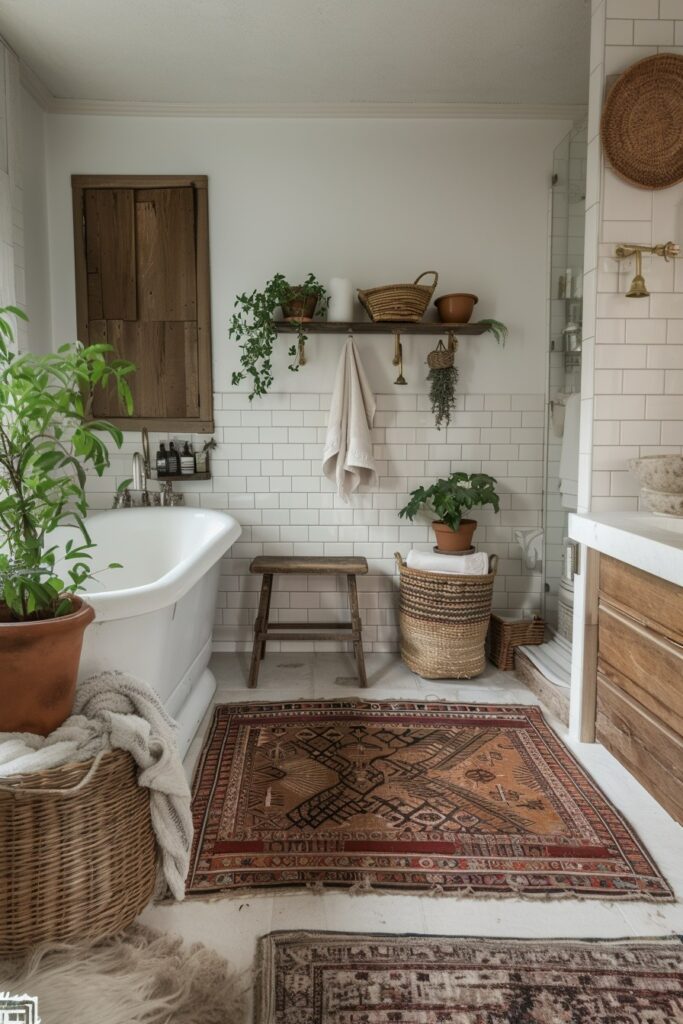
[399,471,500,552]
[0,306,135,735]
[230,272,328,399]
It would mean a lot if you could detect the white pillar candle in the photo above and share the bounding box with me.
[328,278,354,322]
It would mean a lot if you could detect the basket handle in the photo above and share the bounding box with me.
[0,749,108,799]
[414,271,438,289]
[489,554,499,576]
[394,551,405,569]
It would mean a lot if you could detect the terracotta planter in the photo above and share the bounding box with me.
[434,293,479,324]
[432,518,478,553]
[0,596,95,736]
[282,290,318,322]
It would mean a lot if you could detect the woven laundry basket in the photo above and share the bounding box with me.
[0,749,156,955]
[358,271,438,323]
[395,552,498,679]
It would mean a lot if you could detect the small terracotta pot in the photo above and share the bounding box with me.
[282,290,318,322]
[435,293,479,324]
[432,518,478,553]
[0,596,95,736]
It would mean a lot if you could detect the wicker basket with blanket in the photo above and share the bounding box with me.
[395,552,498,678]
[0,748,156,955]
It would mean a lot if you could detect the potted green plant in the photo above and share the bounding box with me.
[0,306,135,735]
[230,272,328,399]
[399,471,500,552]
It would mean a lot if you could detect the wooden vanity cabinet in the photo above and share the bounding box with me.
[595,555,683,824]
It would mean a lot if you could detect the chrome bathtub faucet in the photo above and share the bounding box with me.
[112,450,183,507]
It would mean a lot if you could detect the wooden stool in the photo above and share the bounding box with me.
[247,556,369,689]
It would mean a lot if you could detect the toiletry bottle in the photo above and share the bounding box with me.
[195,444,208,474]
[181,442,194,475]
[167,441,180,476]
[156,443,168,477]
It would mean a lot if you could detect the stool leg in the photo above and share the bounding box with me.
[248,574,273,689]
[261,576,273,660]
[347,574,368,688]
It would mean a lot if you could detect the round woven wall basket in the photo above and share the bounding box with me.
[601,52,683,190]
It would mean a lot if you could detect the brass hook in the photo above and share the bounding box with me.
[447,331,458,354]
[393,331,407,385]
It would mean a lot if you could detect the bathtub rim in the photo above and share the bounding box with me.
[72,507,241,622]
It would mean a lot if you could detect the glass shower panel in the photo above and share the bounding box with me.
[544,121,586,639]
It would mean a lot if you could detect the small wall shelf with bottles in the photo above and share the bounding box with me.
[151,472,211,482]
[153,436,216,480]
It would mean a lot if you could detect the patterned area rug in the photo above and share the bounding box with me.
[187,701,671,899]
[255,932,683,1023]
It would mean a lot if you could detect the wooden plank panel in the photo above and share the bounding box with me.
[88,319,124,420]
[599,554,683,645]
[84,189,137,321]
[596,674,683,825]
[97,320,198,420]
[135,188,197,321]
[598,602,683,736]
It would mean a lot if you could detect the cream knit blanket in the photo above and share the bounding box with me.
[0,671,192,901]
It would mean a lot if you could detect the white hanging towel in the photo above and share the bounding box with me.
[559,392,581,510]
[323,335,377,501]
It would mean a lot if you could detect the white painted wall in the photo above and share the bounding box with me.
[21,87,50,353]
[44,115,570,396]
[32,111,571,649]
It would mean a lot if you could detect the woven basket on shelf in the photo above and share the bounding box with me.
[395,552,497,679]
[0,749,156,955]
[358,271,438,323]
[487,613,545,672]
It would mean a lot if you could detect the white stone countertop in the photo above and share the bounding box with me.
[568,511,683,588]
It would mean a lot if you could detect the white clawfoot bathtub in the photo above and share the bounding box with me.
[66,508,241,758]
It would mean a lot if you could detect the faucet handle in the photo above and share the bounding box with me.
[113,487,133,509]
[160,480,184,507]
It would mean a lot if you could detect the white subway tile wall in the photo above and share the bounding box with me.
[89,391,545,652]
[584,1,683,512]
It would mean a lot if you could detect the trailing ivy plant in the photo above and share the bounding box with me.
[0,306,136,621]
[428,363,458,430]
[230,272,328,400]
[399,471,500,532]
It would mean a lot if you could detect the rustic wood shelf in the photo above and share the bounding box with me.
[152,472,211,482]
[274,320,488,335]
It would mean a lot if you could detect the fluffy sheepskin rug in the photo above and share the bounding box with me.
[2,924,244,1024]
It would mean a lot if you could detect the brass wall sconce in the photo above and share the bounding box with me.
[615,241,680,298]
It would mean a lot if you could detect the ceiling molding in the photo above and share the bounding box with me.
[15,69,585,121]
[18,60,56,111]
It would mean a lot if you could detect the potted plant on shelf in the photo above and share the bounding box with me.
[230,272,328,400]
[399,471,500,553]
[0,306,135,735]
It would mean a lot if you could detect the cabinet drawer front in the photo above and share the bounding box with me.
[599,554,683,644]
[596,675,683,825]
[598,602,683,736]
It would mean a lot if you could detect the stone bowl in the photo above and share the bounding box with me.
[629,454,683,495]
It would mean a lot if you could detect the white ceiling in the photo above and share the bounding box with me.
[0,0,590,110]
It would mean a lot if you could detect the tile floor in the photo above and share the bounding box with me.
[141,652,683,1018]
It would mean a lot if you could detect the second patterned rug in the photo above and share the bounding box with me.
[187,700,671,900]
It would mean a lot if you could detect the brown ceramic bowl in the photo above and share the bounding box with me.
[434,293,479,324]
